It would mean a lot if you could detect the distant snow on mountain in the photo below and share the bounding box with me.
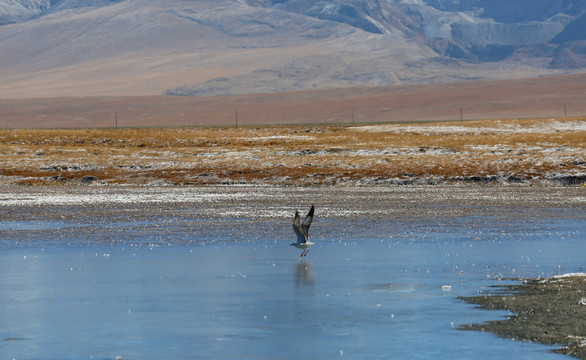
[0,0,122,24]
[0,0,48,25]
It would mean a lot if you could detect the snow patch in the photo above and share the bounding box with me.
[552,272,586,279]
[352,121,586,135]
[0,188,250,207]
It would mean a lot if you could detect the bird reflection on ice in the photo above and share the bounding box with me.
[294,260,313,288]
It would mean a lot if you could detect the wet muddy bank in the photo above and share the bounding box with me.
[459,275,586,359]
[0,184,584,250]
[0,184,584,222]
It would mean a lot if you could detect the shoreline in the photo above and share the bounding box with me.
[0,183,584,213]
[0,185,583,239]
[459,275,586,360]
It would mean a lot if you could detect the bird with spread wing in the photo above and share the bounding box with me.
[290,205,315,257]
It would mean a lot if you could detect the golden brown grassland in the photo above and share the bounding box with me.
[0,117,584,186]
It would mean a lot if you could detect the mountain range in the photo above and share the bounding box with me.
[0,0,585,98]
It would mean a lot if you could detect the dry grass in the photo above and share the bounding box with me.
[0,118,584,186]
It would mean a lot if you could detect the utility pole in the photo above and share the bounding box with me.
[115,110,118,130]
[351,108,355,125]
[235,110,238,128]
[460,107,463,122]
[564,103,567,119]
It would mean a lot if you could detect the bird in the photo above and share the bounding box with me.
[290,205,315,257]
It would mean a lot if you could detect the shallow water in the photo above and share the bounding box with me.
[0,187,584,360]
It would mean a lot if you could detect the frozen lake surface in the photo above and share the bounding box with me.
[0,186,584,359]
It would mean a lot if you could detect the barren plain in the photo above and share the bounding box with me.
[0,117,584,186]
[2,74,586,129]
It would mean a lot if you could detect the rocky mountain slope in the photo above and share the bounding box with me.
[260,0,586,65]
[0,0,584,98]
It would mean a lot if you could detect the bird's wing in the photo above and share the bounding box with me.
[292,210,306,243]
[301,205,314,236]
